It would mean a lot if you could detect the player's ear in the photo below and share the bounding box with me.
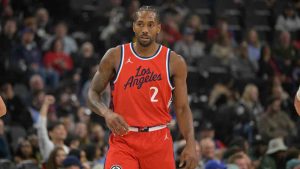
[133,22,136,33]
[157,23,161,34]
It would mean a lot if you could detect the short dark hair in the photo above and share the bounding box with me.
[47,121,64,131]
[133,6,160,23]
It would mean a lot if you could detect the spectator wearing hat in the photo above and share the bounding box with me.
[63,155,83,169]
[205,160,226,169]
[198,121,226,153]
[258,137,288,169]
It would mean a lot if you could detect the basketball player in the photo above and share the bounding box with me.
[294,87,300,115]
[0,96,6,117]
[88,6,197,169]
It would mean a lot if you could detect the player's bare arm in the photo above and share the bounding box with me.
[0,96,6,117]
[294,87,300,116]
[87,47,129,135]
[170,51,198,169]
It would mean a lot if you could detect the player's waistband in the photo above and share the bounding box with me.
[128,124,167,132]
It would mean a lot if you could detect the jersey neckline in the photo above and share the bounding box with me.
[130,42,162,60]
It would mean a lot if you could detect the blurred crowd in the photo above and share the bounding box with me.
[1,0,300,169]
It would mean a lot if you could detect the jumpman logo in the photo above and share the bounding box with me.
[126,57,133,64]
[164,133,169,141]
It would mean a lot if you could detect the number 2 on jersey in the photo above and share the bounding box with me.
[150,87,158,102]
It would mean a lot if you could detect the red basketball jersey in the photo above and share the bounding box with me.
[111,43,174,127]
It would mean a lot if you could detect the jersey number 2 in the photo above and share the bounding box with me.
[150,87,158,102]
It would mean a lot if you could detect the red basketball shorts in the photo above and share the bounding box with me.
[104,127,175,169]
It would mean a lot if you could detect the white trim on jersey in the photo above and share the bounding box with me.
[129,42,162,60]
[166,49,175,90]
[113,45,125,84]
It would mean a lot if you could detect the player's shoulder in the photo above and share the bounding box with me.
[105,45,122,59]
[169,50,186,66]
[168,50,187,76]
[101,45,123,64]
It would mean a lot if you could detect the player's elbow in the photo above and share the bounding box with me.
[175,105,189,116]
[294,97,300,116]
[0,106,6,117]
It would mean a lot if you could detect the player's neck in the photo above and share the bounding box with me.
[133,42,159,58]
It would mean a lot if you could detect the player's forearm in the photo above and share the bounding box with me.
[0,97,6,117]
[176,106,195,144]
[87,89,110,117]
[295,87,300,116]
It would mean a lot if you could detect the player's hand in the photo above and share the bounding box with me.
[104,111,129,136]
[179,141,198,169]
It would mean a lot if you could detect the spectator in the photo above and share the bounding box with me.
[207,17,235,44]
[240,83,263,117]
[229,41,257,80]
[286,159,300,169]
[186,14,206,42]
[205,160,226,169]
[77,107,91,124]
[35,8,52,42]
[200,138,217,163]
[45,146,67,169]
[211,31,235,64]
[66,135,80,150]
[0,119,11,159]
[197,121,225,150]
[43,38,74,75]
[258,137,287,169]
[23,17,41,46]
[1,83,33,129]
[257,97,297,141]
[90,124,106,147]
[14,139,37,164]
[62,155,83,169]
[36,95,69,161]
[161,10,182,47]
[12,28,42,80]
[28,90,47,124]
[74,42,99,85]
[273,31,297,86]
[43,22,78,54]
[257,44,281,81]
[74,122,89,147]
[56,91,80,118]
[0,18,18,77]
[174,27,205,67]
[29,74,45,92]
[228,153,251,169]
[247,29,262,63]
[275,3,300,32]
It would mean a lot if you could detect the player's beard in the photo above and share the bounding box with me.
[137,36,154,47]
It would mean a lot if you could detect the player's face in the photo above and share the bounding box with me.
[133,11,161,47]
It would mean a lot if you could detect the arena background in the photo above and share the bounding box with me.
[0,0,300,169]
